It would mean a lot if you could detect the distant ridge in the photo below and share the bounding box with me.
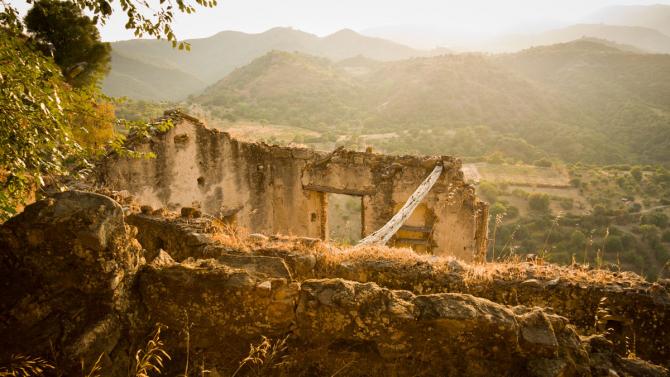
[104,27,437,101]
[585,4,670,36]
[486,23,670,53]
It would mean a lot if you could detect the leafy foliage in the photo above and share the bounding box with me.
[2,0,217,47]
[25,0,111,87]
[0,30,81,220]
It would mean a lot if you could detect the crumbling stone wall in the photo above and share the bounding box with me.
[100,111,487,261]
[125,211,670,368]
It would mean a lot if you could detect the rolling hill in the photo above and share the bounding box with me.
[192,39,670,165]
[196,51,363,127]
[104,27,437,101]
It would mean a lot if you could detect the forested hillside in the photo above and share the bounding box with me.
[193,39,670,166]
[103,51,206,100]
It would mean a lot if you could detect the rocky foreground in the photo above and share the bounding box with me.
[0,191,669,376]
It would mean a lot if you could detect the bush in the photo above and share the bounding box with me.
[641,212,669,229]
[533,158,552,168]
[654,245,669,262]
[528,193,551,213]
[570,230,586,249]
[640,224,661,244]
[605,235,624,253]
[559,198,574,210]
[489,202,507,218]
[621,250,644,266]
[506,205,520,219]
[511,188,530,199]
[478,181,499,203]
[662,230,670,243]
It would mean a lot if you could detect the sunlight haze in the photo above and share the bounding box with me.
[97,0,670,43]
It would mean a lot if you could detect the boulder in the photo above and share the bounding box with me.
[0,191,143,375]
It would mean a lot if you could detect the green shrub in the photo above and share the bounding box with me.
[506,205,520,219]
[478,181,499,203]
[662,230,670,243]
[528,193,551,213]
[605,236,624,253]
[641,212,669,229]
[533,158,552,168]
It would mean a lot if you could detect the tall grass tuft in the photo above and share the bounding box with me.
[231,335,289,377]
[82,353,103,377]
[134,324,171,377]
[0,355,54,377]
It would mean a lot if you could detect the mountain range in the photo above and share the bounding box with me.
[104,4,670,101]
[103,27,444,101]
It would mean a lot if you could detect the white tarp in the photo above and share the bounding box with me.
[357,164,443,246]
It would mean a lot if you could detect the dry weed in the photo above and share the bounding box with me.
[0,355,54,377]
[82,353,103,377]
[134,324,171,377]
[231,335,289,377]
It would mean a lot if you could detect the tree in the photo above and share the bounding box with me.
[533,158,552,168]
[641,212,669,229]
[605,235,624,253]
[489,202,507,218]
[0,31,80,219]
[640,225,661,245]
[2,0,216,47]
[478,181,498,203]
[0,0,211,219]
[528,193,551,213]
[25,0,111,87]
[570,230,586,249]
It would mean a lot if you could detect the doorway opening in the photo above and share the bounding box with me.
[391,203,434,254]
[327,193,363,245]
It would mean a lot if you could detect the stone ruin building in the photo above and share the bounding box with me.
[100,111,489,261]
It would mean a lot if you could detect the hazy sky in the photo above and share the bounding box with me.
[13,0,670,41]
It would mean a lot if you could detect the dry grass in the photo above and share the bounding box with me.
[134,324,171,377]
[82,353,103,377]
[231,336,289,377]
[154,210,651,290]
[209,220,251,252]
[0,355,53,377]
